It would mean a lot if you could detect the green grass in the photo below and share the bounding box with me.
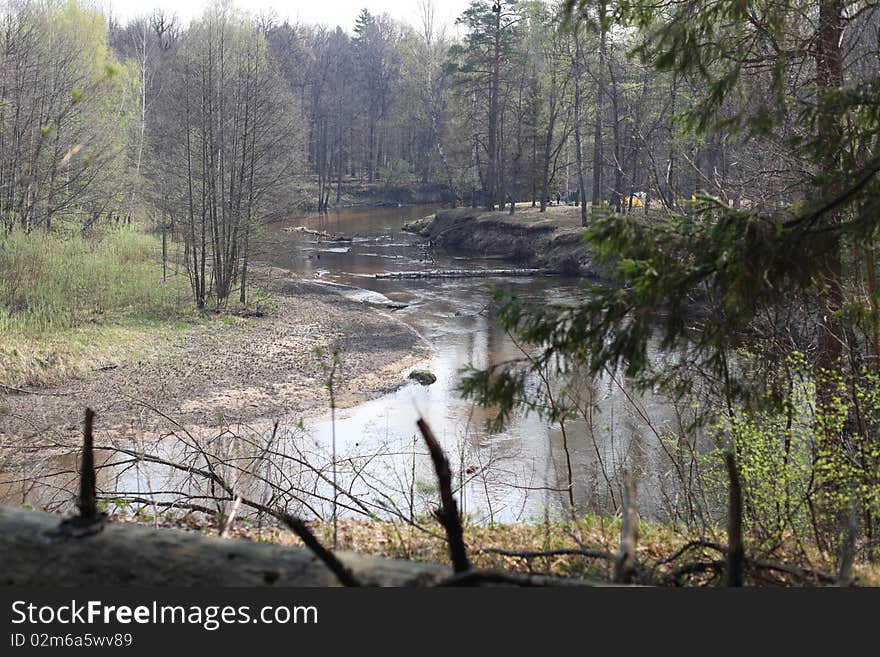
[0,225,190,335]
[0,224,197,387]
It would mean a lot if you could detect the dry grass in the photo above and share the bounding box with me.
[118,512,880,586]
[475,203,587,229]
[0,319,201,389]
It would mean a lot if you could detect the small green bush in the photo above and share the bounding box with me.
[704,352,880,549]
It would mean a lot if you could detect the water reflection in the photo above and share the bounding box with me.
[264,206,697,522]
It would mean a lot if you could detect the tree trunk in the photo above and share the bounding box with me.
[591,26,606,209]
[814,0,846,378]
[813,1,847,548]
[573,33,588,226]
[485,7,501,210]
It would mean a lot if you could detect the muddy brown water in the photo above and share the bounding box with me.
[1,205,695,524]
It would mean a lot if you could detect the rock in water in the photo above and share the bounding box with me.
[408,370,437,386]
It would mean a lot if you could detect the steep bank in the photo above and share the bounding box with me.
[405,206,599,276]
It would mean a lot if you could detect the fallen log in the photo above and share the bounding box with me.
[283,226,352,242]
[0,506,448,587]
[375,268,548,280]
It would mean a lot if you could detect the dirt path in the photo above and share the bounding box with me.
[0,268,429,450]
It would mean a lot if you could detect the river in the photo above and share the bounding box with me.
[257,205,692,523]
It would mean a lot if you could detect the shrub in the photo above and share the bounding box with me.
[704,352,880,552]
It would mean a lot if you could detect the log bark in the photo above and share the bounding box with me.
[376,268,547,280]
[284,226,352,242]
[0,506,448,587]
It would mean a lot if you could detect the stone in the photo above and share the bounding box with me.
[408,370,437,386]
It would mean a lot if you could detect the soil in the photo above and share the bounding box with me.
[0,266,430,450]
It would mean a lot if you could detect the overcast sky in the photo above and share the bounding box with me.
[105,0,475,33]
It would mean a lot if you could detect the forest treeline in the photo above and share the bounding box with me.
[3,0,879,302]
[13,0,872,307]
[0,0,302,308]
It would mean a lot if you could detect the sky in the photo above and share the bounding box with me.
[105,0,475,33]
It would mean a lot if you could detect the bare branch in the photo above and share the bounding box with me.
[279,513,361,587]
[417,418,470,573]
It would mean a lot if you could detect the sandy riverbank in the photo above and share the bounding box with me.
[0,266,430,452]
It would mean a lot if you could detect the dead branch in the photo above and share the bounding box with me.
[436,569,599,587]
[56,408,105,537]
[376,268,548,280]
[747,557,836,585]
[417,418,470,573]
[654,538,837,586]
[279,513,361,587]
[78,408,98,520]
[666,560,725,586]
[99,496,218,516]
[652,540,725,569]
[0,382,74,397]
[479,547,614,561]
[219,496,242,538]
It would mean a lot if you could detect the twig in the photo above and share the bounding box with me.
[279,513,361,587]
[417,418,470,573]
